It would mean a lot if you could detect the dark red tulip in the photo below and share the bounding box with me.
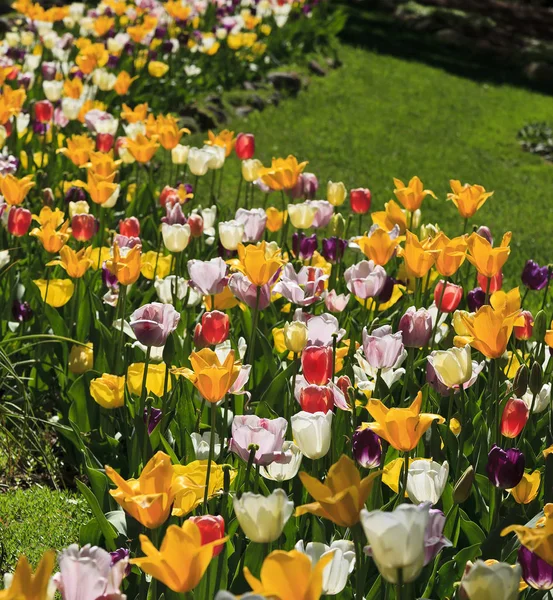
[201,311,229,345]
[352,427,382,468]
[34,100,54,123]
[235,133,255,160]
[96,133,114,152]
[300,384,334,413]
[434,280,463,313]
[486,444,525,489]
[189,515,225,557]
[500,397,529,438]
[193,323,209,349]
[477,270,503,295]
[188,213,204,238]
[301,345,333,386]
[336,375,352,399]
[119,217,140,238]
[7,207,32,237]
[350,188,372,214]
[71,214,98,242]
[515,311,534,341]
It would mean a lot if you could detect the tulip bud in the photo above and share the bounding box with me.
[327,181,347,207]
[467,287,485,312]
[500,397,529,438]
[514,310,534,341]
[336,375,352,398]
[529,361,543,396]
[193,323,209,349]
[328,213,346,237]
[201,310,229,345]
[68,343,94,375]
[71,213,98,241]
[96,132,114,152]
[235,133,255,160]
[7,207,32,237]
[189,515,225,557]
[300,384,334,413]
[534,310,547,341]
[34,99,53,123]
[434,280,463,313]
[188,213,204,238]
[398,306,432,347]
[477,270,503,294]
[283,321,308,354]
[301,345,333,386]
[453,466,474,503]
[513,364,529,397]
[350,187,372,214]
[43,188,54,205]
[119,216,141,238]
[476,225,493,245]
[486,445,525,489]
[352,427,382,469]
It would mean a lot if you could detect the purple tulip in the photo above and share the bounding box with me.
[229,415,290,466]
[144,407,163,435]
[162,201,186,225]
[102,265,119,289]
[187,257,228,296]
[41,61,57,81]
[352,428,381,468]
[292,232,317,260]
[476,226,493,245]
[65,186,86,203]
[12,300,33,322]
[235,208,267,243]
[344,260,387,299]
[377,276,396,304]
[228,272,272,309]
[110,548,131,577]
[518,546,553,590]
[398,306,432,348]
[113,234,141,249]
[273,264,328,307]
[424,509,452,565]
[467,287,486,312]
[321,237,347,264]
[0,152,18,176]
[486,445,525,489]
[362,325,404,369]
[521,260,551,291]
[129,302,180,347]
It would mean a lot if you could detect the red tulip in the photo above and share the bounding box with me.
[193,323,209,349]
[201,310,229,345]
[96,133,114,152]
[336,375,352,399]
[4,120,12,138]
[188,515,225,557]
[159,185,179,208]
[514,310,534,341]
[235,133,255,160]
[71,214,98,241]
[34,100,53,123]
[350,188,372,214]
[188,213,204,238]
[500,397,529,438]
[300,384,334,413]
[7,207,32,237]
[119,217,140,238]
[301,345,333,386]
[477,270,503,294]
[434,280,463,313]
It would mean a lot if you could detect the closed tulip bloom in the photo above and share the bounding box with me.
[293,232,318,260]
[327,180,347,206]
[235,208,267,243]
[188,257,228,296]
[344,260,387,299]
[521,259,550,291]
[96,133,114,152]
[500,397,529,438]
[229,415,289,466]
[291,410,333,459]
[200,311,229,345]
[131,520,226,592]
[236,241,283,287]
[284,321,308,353]
[447,180,494,218]
[187,147,211,176]
[364,391,445,451]
[235,132,255,160]
[357,225,400,266]
[68,343,93,375]
[352,427,382,469]
[204,144,226,170]
[188,515,226,557]
[467,231,511,278]
[35,99,54,123]
[265,207,286,232]
[171,144,189,165]
[360,503,431,584]
[119,216,140,238]
[229,273,272,310]
[518,546,553,590]
[350,187,372,214]
[260,442,303,482]
[487,445,525,489]
[33,278,74,307]
[242,158,263,183]
[90,373,125,409]
[296,455,379,527]
[295,540,355,596]
[399,306,433,347]
[219,220,245,251]
[325,290,350,313]
[427,344,473,388]
[71,214,97,242]
[300,384,334,413]
[287,202,318,229]
[129,302,180,347]
[162,222,191,252]
[7,206,32,236]
[402,230,440,278]
[460,560,521,600]
[434,280,463,313]
[514,310,534,340]
[127,363,172,397]
[188,214,204,238]
[407,459,449,505]
[302,345,333,385]
[362,325,404,369]
[467,287,486,312]
[233,489,293,543]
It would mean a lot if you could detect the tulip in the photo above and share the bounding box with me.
[362,325,404,369]
[119,216,140,238]
[324,290,350,313]
[260,441,303,482]
[300,384,334,413]
[523,383,551,413]
[321,237,347,264]
[514,310,534,340]
[33,278,74,307]
[219,220,245,251]
[393,176,436,212]
[106,243,142,286]
[460,560,521,600]
[187,257,227,296]
[296,455,379,527]
[204,144,226,170]
[35,99,54,123]
[233,489,294,543]
[356,225,400,266]
[68,343,93,375]
[129,302,180,348]
[283,321,308,354]
[71,214,97,242]
[352,427,382,469]
[126,134,159,163]
[235,132,255,159]
[344,260,387,299]
[467,231,511,278]
[500,397,529,438]
[434,280,463,313]
[427,344,473,388]
[447,180,494,218]
[229,415,289,466]
[131,520,226,592]
[486,445,525,489]
[228,273,272,310]
[477,269,503,295]
[89,373,125,409]
[7,206,32,237]
[508,470,541,504]
[242,158,263,183]
[235,208,267,243]
[295,540,355,596]
[259,155,308,191]
[190,432,221,460]
[302,345,333,385]
[350,187,372,214]
[402,230,439,278]
[292,232,317,260]
[518,546,553,590]
[467,287,486,312]
[188,214,204,237]
[398,306,432,347]
[406,459,449,505]
[287,202,318,229]
[127,363,171,397]
[360,502,431,583]
[502,504,553,565]
[274,265,327,307]
[521,259,550,291]
[201,311,229,345]
[1,552,55,600]
[302,173,319,200]
[144,407,163,435]
[172,143,189,165]
[430,232,468,276]
[162,222,191,252]
[12,300,32,323]
[0,173,35,206]
[424,509,452,565]
[188,515,226,557]
[327,180,347,206]
[291,410,333,459]
[236,241,283,287]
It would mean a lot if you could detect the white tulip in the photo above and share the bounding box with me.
[291,411,333,459]
[24,54,41,72]
[95,116,119,136]
[233,489,294,543]
[61,98,84,121]
[5,32,20,47]
[360,503,430,584]
[523,382,551,413]
[43,80,63,102]
[287,202,318,229]
[295,540,355,595]
[219,220,245,251]
[0,250,10,270]
[190,432,221,460]
[203,144,225,170]
[69,2,85,18]
[68,201,90,218]
[16,112,30,135]
[123,122,146,140]
[155,276,187,304]
[460,560,521,600]
[20,31,35,47]
[260,441,303,482]
[406,459,449,505]
[171,144,189,165]
[92,68,117,92]
[187,147,212,176]
[162,223,191,253]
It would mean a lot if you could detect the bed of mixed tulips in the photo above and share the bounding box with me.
[1,2,553,600]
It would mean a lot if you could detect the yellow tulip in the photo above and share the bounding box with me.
[90,246,111,270]
[30,220,71,253]
[244,549,334,600]
[363,391,445,452]
[131,520,227,592]
[393,176,436,212]
[126,133,159,163]
[121,102,149,123]
[235,241,283,287]
[356,227,400,266]
[114,71,137,95]
[86,152,121,177]
[33,278,74,307]
[265,206,287,232]
[0,551,55,600]
[0,173,35,205]
[127,362,172,397]
[382,457,421,493]
[429,232,468,277]
[57,134,95,166]
[371,199,408,234]
[466,231,511,278]
[140,250,172,279]
[448,180,494,218]
[106,243,142,285]
[295,455,380,527]
[172,348,240,403]
[148,60,169,78]
[33,206,65,229]
[68,343,93,375]
[63,77,84,99]
[206,129,236,157]
[93,14,114,36]
[259,155,308,191]
[509,471,541,505]
[90,373,125,409]
[84,172,120,206]
[47,245,93,278]
[327,180,347,206]
[502,503,553,566]
[400,230,440,278]
[204,286,240,311]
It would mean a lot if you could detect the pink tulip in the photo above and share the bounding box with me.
[229,415,290,465]
[324,290,350,313]
[344,260,387,299]
[398,306,433,348]
[235,207,267,243]
[362,325,404,369]
[187,257,228,296]
[228,272,272,309]
[305,313,345,346]
[308,200,334,228]
[129,302,180,347]
[273,264,328,307]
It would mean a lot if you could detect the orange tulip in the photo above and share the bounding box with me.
[393,176,436,212]
[106,242,142,285]
[0,173,35,206]
[466,231,511,278]
[429,232,468,277]
[448,180,494,218]
[259,155,308,191]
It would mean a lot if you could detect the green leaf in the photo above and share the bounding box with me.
[75,479,118,551]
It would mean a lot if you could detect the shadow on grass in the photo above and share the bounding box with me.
[340,1,553,95]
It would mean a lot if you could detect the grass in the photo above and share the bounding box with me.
[4,7,553,574]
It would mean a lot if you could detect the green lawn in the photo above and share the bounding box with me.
[3,13,553,571]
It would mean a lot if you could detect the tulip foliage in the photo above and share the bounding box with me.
[1,3,553,600]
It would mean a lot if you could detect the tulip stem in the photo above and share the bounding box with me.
[203,403,216,511]
[395,568,405,600]
[243,445,257,494]
[234,177,243,215]
[116,285,127,374]
[247,287,261,388]
[352,524,366,600]
[542,266,553,310]
[141,346,152,462]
